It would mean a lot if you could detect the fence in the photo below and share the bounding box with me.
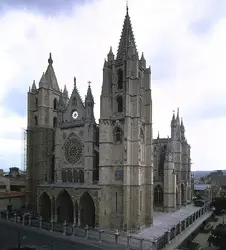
[0,212,153,250]
[0,202,211,250]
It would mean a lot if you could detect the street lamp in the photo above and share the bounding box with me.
[17,230,26,248]
[223,210,225,224]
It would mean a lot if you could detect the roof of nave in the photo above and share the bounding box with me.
[152,138,169,144]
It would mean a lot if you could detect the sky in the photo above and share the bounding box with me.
[0,0,226,172]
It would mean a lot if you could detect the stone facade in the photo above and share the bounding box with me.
[153,109,192,212]
[26,7,191,232]
[98,9,153,231]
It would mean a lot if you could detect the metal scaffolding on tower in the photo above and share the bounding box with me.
[21,128,27,173]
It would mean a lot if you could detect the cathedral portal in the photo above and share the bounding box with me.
[39,192,51,220]
[56,190,73,223]
[79,191,95,228]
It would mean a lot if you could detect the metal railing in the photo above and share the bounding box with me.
[0,202,211,250]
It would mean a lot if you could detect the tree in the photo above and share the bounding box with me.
[209,226,226,249]
[212,197,226,211]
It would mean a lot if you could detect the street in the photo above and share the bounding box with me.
[0,219,125,250]
[192,213,226,250]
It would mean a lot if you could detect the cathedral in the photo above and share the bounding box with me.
[26,7,191,232]
[153,109,192,212]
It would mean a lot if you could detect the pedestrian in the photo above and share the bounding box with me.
[208,236,211,246]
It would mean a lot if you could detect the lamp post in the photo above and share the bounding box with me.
[17,230,26,248]
[223,210,225,224]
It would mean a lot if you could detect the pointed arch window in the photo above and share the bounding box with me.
[53,117,57,127]
[51,156,55,183]
[116,192,118,213]
[73,170,78,183]
[67,170,72,182]
[53,98,57,110]
[117,96,123,113]
[34,116,38,126]
[79,170,84,183]
[35,98,38,110]
[114,127,123,143]
[72,97,77,106]
[140,128,144,144]
[154,185,163,205]
[139,97,142,117]
[117,69,123,90]
[61,170,67,182]
[158,146,166,176]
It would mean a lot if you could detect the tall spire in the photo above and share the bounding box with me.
[69,76,84,108]
[57,92,65,111]
[48,53,53,65]
[116,6,138,59]
[45,53,60,91]
[181,118,185,133]
[85,81,94,104]
[63,85,68,98]
[171,110,176,127]
[176,107,180,123]
[31,80,37,92]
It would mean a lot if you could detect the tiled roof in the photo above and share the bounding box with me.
[0,191,25,198]
[194,184,210,190]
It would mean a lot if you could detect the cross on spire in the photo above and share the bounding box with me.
[88,81,91,87]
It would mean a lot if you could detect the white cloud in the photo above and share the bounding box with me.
[0,0,226,171]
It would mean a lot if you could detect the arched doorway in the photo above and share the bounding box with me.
[79,192,95,228]
[56,190,73,223]
[39,192,51,221]
[181,183,185,205]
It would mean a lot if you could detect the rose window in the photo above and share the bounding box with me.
[64,136,83,164]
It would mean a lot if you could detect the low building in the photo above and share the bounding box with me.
[215,185,226,198]
[194,184,212,201]
[0,168,26,212]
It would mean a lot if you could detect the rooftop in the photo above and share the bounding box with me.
[194,184,211,190]
[134,204,204,240]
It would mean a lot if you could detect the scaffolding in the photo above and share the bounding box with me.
[21,128,27,173]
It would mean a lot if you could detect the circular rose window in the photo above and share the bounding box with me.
[64,136,83,164]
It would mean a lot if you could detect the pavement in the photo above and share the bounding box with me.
[135,204,207,240]
[0,219,126,250]
[193,214,225,250]
[161,211,213,250]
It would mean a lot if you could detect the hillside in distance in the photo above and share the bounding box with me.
[192,170,226,179]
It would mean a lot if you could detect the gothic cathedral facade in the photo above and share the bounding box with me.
[153,109,192,212]
[26,7,191,231]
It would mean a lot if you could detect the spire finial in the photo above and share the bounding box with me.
[88,81,91,87]
[126,0,129,13]
[74,77,76,87]
[48,52,53,65]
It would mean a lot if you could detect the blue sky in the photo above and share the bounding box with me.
[0,0,226,171]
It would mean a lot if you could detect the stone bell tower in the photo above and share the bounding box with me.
[99,6,153,231]
[27,53,64,210]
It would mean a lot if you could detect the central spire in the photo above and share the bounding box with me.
[116,6,138,60]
